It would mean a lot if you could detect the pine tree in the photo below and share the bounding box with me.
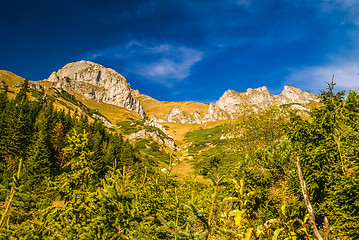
[22,123,51,191]
[57,129,97,200]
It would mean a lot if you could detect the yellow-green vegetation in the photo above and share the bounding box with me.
[184,125,223,153]
[37,80,53,89]
[165,120,226,147]
[1,79,359,239]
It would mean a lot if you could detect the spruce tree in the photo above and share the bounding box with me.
[22,123,51,191]
[286,81,359,237]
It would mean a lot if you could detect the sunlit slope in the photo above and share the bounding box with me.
[0,70,25,86]
[138,96,210,118]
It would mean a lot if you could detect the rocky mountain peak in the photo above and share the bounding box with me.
[216,85,319,116]
[245,86,275,105]
[44,60,146,118]
[278,85,318,104]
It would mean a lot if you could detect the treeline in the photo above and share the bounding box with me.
[0,79,358,239]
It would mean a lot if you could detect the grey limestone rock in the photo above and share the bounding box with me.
[128,129,179,151]
[45,60,146,118]
[216,85,319,117]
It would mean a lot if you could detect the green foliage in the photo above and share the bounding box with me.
[286,81,359,238]
[55,88,108,120]
[185,125,223,153]
[223,105,287,155]
[117,119,144,134]
[135,139,171,164]
[1,78,359,239]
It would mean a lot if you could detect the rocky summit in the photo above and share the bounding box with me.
[45,61,146,118]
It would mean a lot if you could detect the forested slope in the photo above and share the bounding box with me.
[0,79,358,239]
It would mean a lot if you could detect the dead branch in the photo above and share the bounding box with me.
[296,156,324,240]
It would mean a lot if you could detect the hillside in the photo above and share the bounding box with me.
[0,62,322,157]
[1,65,359,239]
[37,61,320,140]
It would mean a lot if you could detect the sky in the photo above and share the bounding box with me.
[1,0,359,102]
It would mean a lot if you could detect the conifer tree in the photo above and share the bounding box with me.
[57,129,97,200]
[0,80,32,168]
[22,121,51,191]
[286,81,359,238]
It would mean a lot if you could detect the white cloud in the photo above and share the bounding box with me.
[286,61,359,93]
[84,41,203,87]
[134,45,203,87]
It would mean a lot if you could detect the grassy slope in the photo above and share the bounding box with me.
[0,70,25,86]
[74,93,141,123]
[139,97,210,118]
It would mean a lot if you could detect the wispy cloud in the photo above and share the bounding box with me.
[84,41,203,87]
[286,61,359,93]
[134,45,203,87]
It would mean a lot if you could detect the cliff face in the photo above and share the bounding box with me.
[46,61,146,118]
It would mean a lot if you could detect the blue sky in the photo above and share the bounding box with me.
[1,0,358,102]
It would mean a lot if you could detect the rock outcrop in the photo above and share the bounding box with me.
[216,86,319,116]
[216,90,244,114]
[128,129,179,151]
[45,60,146,118]
[203,103,228,121]
[277,86,318,104]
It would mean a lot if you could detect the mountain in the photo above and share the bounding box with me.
[43,60,319,124]
[1,61,320,153]
[45,61,146,118]
[216,86,319,116]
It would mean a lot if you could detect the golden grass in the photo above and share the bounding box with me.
[140,98,210,118]
[38,80,54,88]
[52,200,66,208]
[0,70,24,86]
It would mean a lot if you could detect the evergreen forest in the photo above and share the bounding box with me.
[0,79,358,239]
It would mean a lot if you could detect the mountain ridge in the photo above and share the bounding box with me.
[41,60,319,124]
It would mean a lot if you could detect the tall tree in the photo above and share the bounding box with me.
[286,81,359,237]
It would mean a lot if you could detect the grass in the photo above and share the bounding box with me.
[184,125,224,153]
[0,70,25,86]
[164,120,226,147]
[139,98,210,119]
[117,120,144,135]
